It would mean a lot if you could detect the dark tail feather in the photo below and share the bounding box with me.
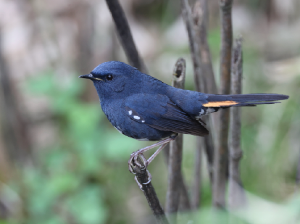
[204,93,289,108]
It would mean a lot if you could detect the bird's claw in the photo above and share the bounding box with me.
[128,152,148,174]
[128,152,152,188]
[134,154,148,170]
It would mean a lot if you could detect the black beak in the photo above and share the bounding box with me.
[79,74,94,79]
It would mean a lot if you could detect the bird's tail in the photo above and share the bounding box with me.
[203,93,289,108]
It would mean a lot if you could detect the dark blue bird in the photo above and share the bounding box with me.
[79,61,288,174]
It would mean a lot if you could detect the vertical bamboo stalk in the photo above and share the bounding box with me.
[194,0,218,95]
[191,137,203,209]
[181,0,205,210]
[193,0,218,187]
[228,37,247,210]
[182,0,220,209]
[181,0,205,92]
[166,59,187,221]
[213,0,233,209]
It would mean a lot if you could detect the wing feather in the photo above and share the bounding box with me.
[125,94,208,136]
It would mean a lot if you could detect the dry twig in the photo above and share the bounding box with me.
[228,37,247,209]
[193,0,217,94]
[166,59,190,218]
[190,137,203,209]
[181,0,205,92]
[132,157,169,224]
[181,0,205,89]
[181,0,206,210]
[213,0,233,209]
[192,0,218,187]
[182,0,219,209]
[105,0,147,73]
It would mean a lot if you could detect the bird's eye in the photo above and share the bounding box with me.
[106,74,113,81]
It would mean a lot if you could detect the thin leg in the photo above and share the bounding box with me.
[133,143,169,169]
[147,142,169,165]
[128,136,175,174]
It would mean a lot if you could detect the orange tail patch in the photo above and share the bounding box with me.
[203,101,238,107]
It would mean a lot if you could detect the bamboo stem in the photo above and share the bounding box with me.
[213,0,233,209]
[228,37,247,210]
[166,59,190,219]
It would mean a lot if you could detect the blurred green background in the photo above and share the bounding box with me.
[0,0,299,223]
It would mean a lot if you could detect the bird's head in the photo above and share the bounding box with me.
[79,61,141,100]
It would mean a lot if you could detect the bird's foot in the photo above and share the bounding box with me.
[127,137,174,187]
[128,152,152,186]
[128,152,148,174]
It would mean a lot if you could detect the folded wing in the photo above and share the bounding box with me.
[125,94,209,136]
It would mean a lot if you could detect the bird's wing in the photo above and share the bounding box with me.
[125,94,208,136]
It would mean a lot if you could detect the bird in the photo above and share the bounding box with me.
[79,61,288,179]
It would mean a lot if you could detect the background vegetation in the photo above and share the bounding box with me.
[0,0,299,223]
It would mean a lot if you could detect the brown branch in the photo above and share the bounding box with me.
[193,0,217,94]
[164,144,191,212]
[193,1,219,176]
[166,59,190,218]
[182,0,217,208]
[219,0,233,95]
[132,157,169,224]
[192,0,218,187]
[105,0,147,73]
[213,0,233,209]
[228,37,247,209]
[181,0,205,92]
[181,1,206,209]
[191,137,203,209]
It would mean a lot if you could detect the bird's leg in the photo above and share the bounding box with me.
[143,142,169,166]
[133,143,168,170]
[128,135,176,174]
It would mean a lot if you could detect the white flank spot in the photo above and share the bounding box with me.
[200,109,204,115]
[133,115,140,120]
[142,120,145,123]
[128,110,132,115]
